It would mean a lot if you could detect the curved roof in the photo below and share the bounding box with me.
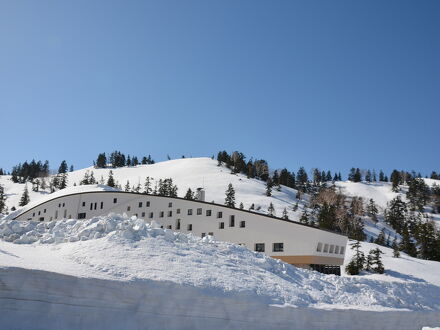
[5,185,120,220]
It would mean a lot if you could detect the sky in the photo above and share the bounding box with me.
[0,0,439,177]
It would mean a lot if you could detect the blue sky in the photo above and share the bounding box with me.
[1,0,439,177]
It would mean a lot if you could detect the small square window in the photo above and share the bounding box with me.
[113,198,117,203]
[219,222,224,229]
[149,212,154,219]
[197,208,202,215]
[188,209,193,215]
[168,211,172,217]
[255,243,265,252]
[168,202,172,207]
[201,233,206,238]
[273,243,284,252]
[146,201,150,207]
[208,232,213,236]
[127,206,131,212]
[206,210,212,216]
[139,202,143,208]
[82,202,86,207]
[187,224,192,231]
[78,213,86,219]
[142,212,145,217]
[177,208,181,214]
[329,245,335,254]
[217,212,222,218]
[239,221,245,228]
[160,211,164,218]
[317,243,323,252]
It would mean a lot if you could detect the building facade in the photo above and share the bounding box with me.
[9,186,348,274]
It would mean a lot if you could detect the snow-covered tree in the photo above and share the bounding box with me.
[224,183,236,208]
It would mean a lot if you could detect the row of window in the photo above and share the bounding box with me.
[254,242,284,252]
[316,242,345,255]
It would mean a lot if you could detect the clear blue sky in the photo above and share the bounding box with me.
[1,0,439,177]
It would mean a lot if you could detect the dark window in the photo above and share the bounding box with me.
[142,212,145,217]
[94,203,97,210]
[168,202,172,207]
[33,213,35,217]
[239,221,245,228]
[149,212,154,219]
[44,209,46,213]
[127,206,131,211]
[255,243,265,252]
[197,208,202,215]
[201,233,206,238]
[167,225,172,229]
[82,202,86,207]
[187,209,193,215]
[206,210,212,216]
[208,232,213,236]
[39,217,44,222]
[139,202,143,208]
[177,208,181,214]
[62,203,65,207]
[229,215,235,227]
[187,224,192,231]
[134,213,138,217]
[160,211,164,218]
[219,222,224,229]
[217,212,222,218]
[58,203,61,208]
[113,198,117,203]
[100,202,103,209]
[90,203,93,211]
[38,211,41,215]
[168,211,172,217]
[273,243,284,252]
[78,213,86,219]
[324,244,329,253]
[316,243,323,252]
[176,220,181,230]
[146,201,150,207]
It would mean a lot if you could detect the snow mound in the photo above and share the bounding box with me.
[0,214,197,245]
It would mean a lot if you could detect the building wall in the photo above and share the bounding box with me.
[13,191,348,266]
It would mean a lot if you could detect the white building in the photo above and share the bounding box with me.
[7,185,348,274]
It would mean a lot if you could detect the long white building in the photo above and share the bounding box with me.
[7,185,348,274]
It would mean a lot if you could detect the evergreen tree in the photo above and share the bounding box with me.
[107,170,115,187]
[296,167,308,192]
[353,168,362,182]
[366,198,378,222]
[32,179,40,192]
[239,202,244,209]
[184,188,194,200]
[399,225,417,257]
[345,241,365,275]
[348,168,356,182]
[365,170,372,182]
[265,178,273,196]
[379,170,385,182]
[125,180,131,192]
[282,208,288,220]
[326,171,332,182]
[369,248,385,274]
[299,209,309,224]
[0,184,7,213]
[144,177,152,194]
[69,165,74,172]
[126,155,131,167]
[224,183,236,208]
[19,185,30,206]
[390,170,401,192]
[374,228,386,246]
[392,237,400,258]
[89,171,96,184]
[267,202,275,217]
[96,153,107,168]
[59,173,68,189]
[407,178,430,211]
[58,160,68,174]
[385,196,407,233]
[80,171,90,185]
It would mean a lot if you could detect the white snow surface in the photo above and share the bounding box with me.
[1,214,439,312]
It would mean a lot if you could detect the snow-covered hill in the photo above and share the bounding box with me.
[1,215,439,329]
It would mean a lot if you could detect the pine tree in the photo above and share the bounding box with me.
[107,170,115,187]
[224,183,236,208]
[0,184,7,213]
[59,173,68,189]
[299,209,308,224]
[249,203,255,211]
[379,170,385,182]
[374,228,386,246]
[390,170,401,192]
[96,153,107,168]
[125,180,131,192]
[265,178,273,196]
[239,202,244,209]
[184,188,194,200]
[392,237,400,258]
[366,198,378,222]
[385,196,407,233]
[80,171,90,185]
[144,177,152,194]
[58,160,68,174]
[89,172,96,184]
[19,185,30,206]
[282,208,288,220]
[365,170,372,182]
[293,202,298,211]
[369,248,385,274]
[268,203,275,217]
[69,165,74,172]
[345,241,365,275]
[399,225,417,257]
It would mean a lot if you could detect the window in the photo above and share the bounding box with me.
[324,244,329,253]
[134,213,138,217]
[176,220,181,230]
[201,233,206,238]
[229,215,235,227]
[217,212,223,218]
[167,225,172,229]
[139,202,143,208]
[187,224,192,231]
[113,198,117,204]
[317,242,323,252]
[219,222,224,229]
[206,210,212,216]
[38,211,41,215]
[239,221,245,228]
[44,209,46,213]
[273,243,284,252]
[149,212,154,219]
[33,212,35,217]
[62,203,65,207]
[335,246,339,254]
[197,208,202,215]
[82,202,86,207]
[55,210,58,219]
[39,217,44,222]
[255,243,265,252]
[160,211,164,218]
[146,201,150,207]
[141,212,145,217]
[168,202,172,207]
[340,246,345,254]
[168,211,172,217]
[58,203,61,208]
[187,209,193,215]
[329,245,334,254]
[177,208,181,214]
[64,210,67,218]
[78,213,86,219]
[100,202,103,209]
[127,206,131,212]
[208,232,213,236]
